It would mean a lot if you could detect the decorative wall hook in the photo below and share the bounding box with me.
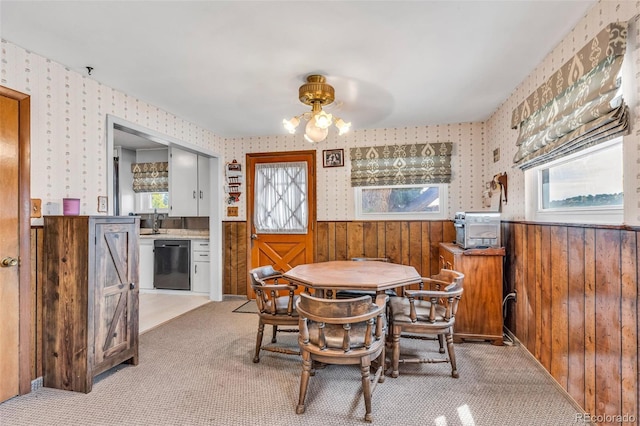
[492,172,508,204]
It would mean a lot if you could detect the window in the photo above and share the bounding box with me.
[525,138,623,224]
[354,184,447,220]
[253,162,308,233]
[137,192,169,212]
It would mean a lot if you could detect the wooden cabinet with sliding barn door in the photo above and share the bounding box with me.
[42,216,140,393]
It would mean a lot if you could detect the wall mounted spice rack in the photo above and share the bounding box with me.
[225,160,243,204]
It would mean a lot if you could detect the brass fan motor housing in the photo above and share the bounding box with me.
[299,75,335,106]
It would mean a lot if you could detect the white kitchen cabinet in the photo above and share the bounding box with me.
[139,239,154,290]
[169,146,210,217]
[197,155,210,217]
[191,239,210,293]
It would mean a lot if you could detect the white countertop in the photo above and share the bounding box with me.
[139,230,209,240]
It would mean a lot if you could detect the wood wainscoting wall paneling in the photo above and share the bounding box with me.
[594,228,622,417]
[316,220,454,279]
[224,220,455,298]
[223,221,247,296]
[503,222,639,423]
[29,227,44,380]
[620,230,638,423]
[549,225,568,391]
[567,226,586,409]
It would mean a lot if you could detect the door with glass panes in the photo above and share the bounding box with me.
[247,151,316,297]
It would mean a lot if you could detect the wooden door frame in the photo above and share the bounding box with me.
[246,150,317,274]
[0,86,31,395]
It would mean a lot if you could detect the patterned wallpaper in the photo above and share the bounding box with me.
[0,39,224,220]
[3,0,639,225]
[222,122,484,221]
[223,2,640,224]
[485,0,640,224]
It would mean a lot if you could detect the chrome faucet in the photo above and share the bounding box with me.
[152,209,160,234]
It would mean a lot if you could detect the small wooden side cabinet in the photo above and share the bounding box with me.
[438,242,505,345]
[43,216,140,393]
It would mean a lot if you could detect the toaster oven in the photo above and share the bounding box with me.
[454,211,501,249]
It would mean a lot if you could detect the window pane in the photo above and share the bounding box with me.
[151,193,169,209]
[254,162,308,233]
[540,143,622,210]
[361,186,440,213]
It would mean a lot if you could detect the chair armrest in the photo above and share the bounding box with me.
[419,276,450,291]
[403,290,460,323]
[296,299,385,325]
[404,289,449,299]
[259,283,298,292]
[255,273,285,285]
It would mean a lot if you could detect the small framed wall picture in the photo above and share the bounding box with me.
[322,149,344,168]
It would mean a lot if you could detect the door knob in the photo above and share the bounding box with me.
[1,257,18,267]
[251,234,258,240]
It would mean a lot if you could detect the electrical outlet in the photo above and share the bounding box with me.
[97,196,108,213]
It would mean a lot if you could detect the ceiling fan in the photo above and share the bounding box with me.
[282,74,351,143]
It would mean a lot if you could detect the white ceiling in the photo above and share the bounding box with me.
[1,1,596,139]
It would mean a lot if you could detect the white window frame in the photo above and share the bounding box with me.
[354,184,448,221]
[524,138,623,225]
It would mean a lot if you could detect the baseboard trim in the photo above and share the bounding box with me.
[503,327,594,424]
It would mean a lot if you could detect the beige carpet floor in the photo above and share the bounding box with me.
[0,298,585,425]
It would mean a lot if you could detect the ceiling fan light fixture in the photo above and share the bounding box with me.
[283,74,351,143]
[335,118,351,135]
[304,119,329,143]
[314,110,333,129]
[283,117,300,134]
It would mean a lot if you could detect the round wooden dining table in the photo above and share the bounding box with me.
[283,260,421,295]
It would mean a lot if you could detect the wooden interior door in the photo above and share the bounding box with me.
[0,87,30,401]
[93,219,139,372]
[247,151,316,297]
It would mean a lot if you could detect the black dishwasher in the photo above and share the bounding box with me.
[154,240,191,290]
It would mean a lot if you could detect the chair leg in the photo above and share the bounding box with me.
[271,325,278,343]
[391,325,401,378]
[378,344,386,383]
[253,321,265,363]
[437,334,445,354]
[360,358,373,423]
[445,332,459,378]
[296,351,312,415]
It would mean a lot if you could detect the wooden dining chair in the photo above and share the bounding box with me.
[295,292,388,423]
[388,269,464,378]
[249,265,300,363]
